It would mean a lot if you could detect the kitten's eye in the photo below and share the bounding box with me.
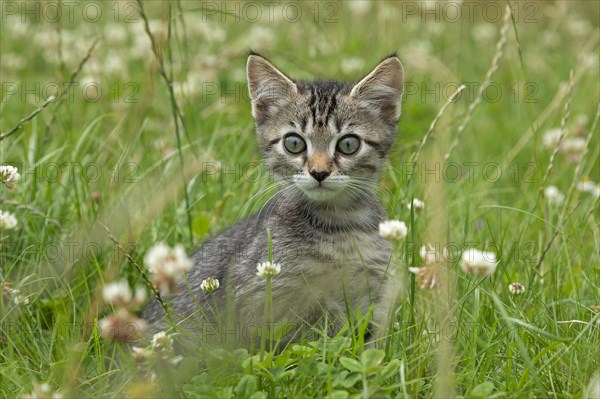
[336,135,360,155]
[283,134,306,154]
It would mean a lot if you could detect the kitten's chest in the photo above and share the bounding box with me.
[272,231,392,314]
[288,231,392,281]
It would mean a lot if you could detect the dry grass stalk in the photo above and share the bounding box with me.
[444,5,512,162]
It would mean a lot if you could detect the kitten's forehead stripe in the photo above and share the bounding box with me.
[308,87,317,126]
[300,116,308,132]
[335,117,343,133]
[324,95,337,126]
[300,81,349,132]
[317,90,329,127]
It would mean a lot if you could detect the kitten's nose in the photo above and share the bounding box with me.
[310,170,330,182]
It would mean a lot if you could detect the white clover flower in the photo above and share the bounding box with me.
[13,295,29,305]
[544,185,565,205]
[144,242,192,295]
[2,282,16,305]
[460,248,498,276]
[102,280,132,307]
[151,331,173,352]
[145,243,192,277]
[561,137,586,152]
[577,179,600,198]
[131,346,153,362]
[200,277,220,293]
[99,308,147,342]
[144,243,171,272]
[407,198,425,212]
[256,261,281,278]
[560,137,587,162]
[0,210,18,230]
[577,179,596,192]
[378,220,408,240]
[508,282,526,295]
[542,128,563,148]
[1,282,29,306]
[0,165,20,185]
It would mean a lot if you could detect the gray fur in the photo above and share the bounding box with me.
[143,54,405,347]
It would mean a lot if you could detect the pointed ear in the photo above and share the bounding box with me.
[247,54,298,124]
[350,56,404,122]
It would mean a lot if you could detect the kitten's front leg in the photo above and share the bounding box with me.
[370,270,404,348]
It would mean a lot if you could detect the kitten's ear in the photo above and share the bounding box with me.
[350,56,404,122]
[247,54,297,124]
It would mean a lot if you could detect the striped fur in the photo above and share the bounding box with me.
[144,54,405,347]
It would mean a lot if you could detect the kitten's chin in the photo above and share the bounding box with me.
[299,186,343,203]
[292,175,354,204]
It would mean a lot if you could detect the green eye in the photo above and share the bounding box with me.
[336,135,360,155]
[283,134,306,154]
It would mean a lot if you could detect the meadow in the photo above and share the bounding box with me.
[1,1,599,397]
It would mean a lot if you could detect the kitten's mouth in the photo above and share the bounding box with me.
[297,184,342,202]
[292,174,352,202]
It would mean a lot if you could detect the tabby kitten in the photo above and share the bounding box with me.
[144,53,405,346]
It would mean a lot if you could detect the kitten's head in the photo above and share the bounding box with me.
[247,53,404,204]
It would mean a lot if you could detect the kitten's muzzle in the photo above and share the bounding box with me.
[307,152,334,183]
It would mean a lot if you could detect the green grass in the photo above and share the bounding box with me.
[1,1,599,397]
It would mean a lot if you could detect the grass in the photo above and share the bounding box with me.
[1,1,599,397]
